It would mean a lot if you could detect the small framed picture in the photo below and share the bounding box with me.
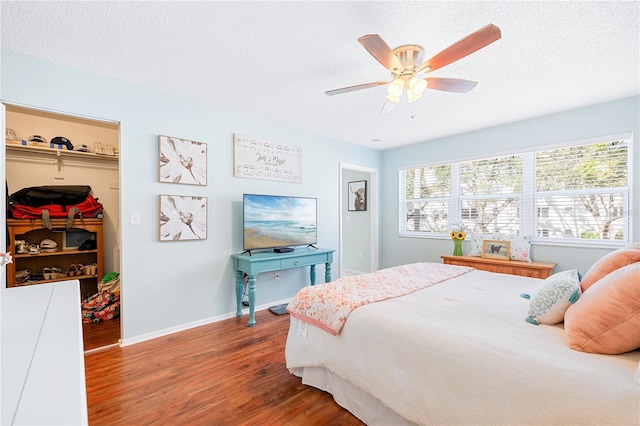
[158,135,207,186]
[159,194,208,241]
[482,240,511,260]
[348,180,367,211]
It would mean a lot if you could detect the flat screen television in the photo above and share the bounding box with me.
[243,194,317,253]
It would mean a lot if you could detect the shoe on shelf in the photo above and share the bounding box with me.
[43,267,52,280]
[40,239,58,253]
[50,267,67,279]
[15,240,28,254]
[78,239,96,251]
[16,269,31,284]
[67,264,78,276]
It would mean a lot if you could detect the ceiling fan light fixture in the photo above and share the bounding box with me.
[385,93,401,104]
[406,77,427,103]
[406,90,424,104]
[387,77,405,97]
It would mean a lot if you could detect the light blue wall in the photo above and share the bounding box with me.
[1,50,381,341]
[342,169,371,273]
[381,96,640,276]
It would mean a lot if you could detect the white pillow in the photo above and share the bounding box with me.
[505,234,533,262]
[526,269,581,325]
[635,362,640,385]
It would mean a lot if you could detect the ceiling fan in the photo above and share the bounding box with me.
[325,24,502,113]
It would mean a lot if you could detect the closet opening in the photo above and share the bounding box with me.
[4,103,121,351]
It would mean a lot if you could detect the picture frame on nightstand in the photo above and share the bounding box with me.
[481,240,510,260]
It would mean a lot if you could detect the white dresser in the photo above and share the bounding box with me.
[1,280,88,425]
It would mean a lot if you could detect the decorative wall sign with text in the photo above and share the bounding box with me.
[233,134,302,183]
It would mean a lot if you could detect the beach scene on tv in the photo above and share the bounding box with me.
[243,194,317,251]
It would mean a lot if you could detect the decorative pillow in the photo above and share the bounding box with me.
[580,242,640,292]
[505,234,533,262]
[525,269,580,325]
[564,262,640,355]
[467,232,502,256]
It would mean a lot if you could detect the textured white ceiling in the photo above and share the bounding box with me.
[1,1,638,150]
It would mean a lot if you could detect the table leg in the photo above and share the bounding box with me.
[235,271,244,318]
[247,274,257,327]
[309,264,316,285]
[325,262,332,282]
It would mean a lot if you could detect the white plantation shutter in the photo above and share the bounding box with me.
[534,140,629,241]
[535,141,628,191]
[399,133,632,245]
[458,155,522,233]
[459,155,522,195]
[401,165,451,234]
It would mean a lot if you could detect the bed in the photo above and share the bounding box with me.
[285,254,640,425]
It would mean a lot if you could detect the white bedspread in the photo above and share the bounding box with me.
[285,269,640,425]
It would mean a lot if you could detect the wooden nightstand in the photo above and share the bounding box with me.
[441,255,556,279]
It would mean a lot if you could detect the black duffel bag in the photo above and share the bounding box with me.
[8,185,92,208]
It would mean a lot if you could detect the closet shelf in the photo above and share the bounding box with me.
[14,249,98,258]
[6,144,118,162]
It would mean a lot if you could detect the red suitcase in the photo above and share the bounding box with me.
[9,186,104,229]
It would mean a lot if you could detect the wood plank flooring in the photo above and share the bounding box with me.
[84,310,364,425]
[83,316,121,351]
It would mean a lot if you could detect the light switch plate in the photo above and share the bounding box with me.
[130,212,141,226]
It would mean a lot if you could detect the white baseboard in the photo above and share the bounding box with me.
[120,297,291,347]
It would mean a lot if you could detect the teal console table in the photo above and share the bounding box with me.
[232,247,335,326]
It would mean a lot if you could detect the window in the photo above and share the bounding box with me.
[459,155,522,234]
[538,228,550,238]
[537,207,549,218]
[403,165,451,233]
[399,134,632,245]
[461,207,478,220]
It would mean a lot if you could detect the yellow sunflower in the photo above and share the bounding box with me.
[450,231,456,239]
[456,231,466,240]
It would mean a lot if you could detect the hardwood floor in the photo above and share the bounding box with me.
[84,310,364,425]
[83,316,121,351]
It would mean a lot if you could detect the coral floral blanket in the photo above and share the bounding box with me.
[286,262,474,335]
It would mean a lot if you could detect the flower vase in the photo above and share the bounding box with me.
[453,239,463,256]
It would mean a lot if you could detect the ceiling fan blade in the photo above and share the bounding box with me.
[426,77,478,93]
[358,34,404,74]
[325,80,388,96]
[417,24,501,74]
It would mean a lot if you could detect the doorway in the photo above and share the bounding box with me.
[339,163,379,277]
[3,103,121,351]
